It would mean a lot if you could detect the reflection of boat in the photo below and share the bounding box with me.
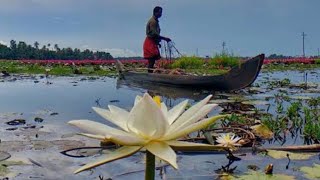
[116,54,264,91]
[116,79,212,100]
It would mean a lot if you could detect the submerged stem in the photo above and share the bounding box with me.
[145,150,155,180]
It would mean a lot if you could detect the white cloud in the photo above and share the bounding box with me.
[104,48,140,58]
[79,45,140,57]
[0,41,8,46]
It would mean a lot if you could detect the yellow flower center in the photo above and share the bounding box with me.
[153,96,161,107]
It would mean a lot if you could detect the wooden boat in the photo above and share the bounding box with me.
[116,79,213,100]
[116,54,264,91]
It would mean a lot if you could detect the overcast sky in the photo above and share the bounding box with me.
[0,0,319,57]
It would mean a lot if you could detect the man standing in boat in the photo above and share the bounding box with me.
[143,6,171,73]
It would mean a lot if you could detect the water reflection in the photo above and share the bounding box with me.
[116,78,214,101]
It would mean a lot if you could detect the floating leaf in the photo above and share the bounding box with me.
[266,150,315,160]
[251,124,273,139]
[290,96,311,100]
[300,163,320,179]
[248,87,266,93]
[0,151,11,162]
[227,96,245,101]
[209,99,236,104]
[0,160,26,177]
[232,170,295,180]
[242,100,270,105]
[0,165,9,177]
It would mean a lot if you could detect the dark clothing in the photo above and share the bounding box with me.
[147,58,157,73]
[146,16,161,44]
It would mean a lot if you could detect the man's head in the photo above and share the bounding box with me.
[153,6,162,19]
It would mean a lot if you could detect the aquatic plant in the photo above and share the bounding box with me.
[171,56,204,69]
[216,133,241,150]
[208,52,240,68]
[286,101,303,128]
[68,93,226,179]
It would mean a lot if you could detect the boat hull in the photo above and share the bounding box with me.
[117,54,264,91]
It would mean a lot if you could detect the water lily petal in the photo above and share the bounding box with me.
[168,104,218,133]
[161,102,168,119]
[78,133,106,140]
[134,95,142,106]
[169,95,212,130]
[69,119,146,145]
[69,120,127,136]
[127,93,169,139]
[92,107,128,131]
[108,105,130,130]
[145,141,178,169]
[167,140,225,151]
[105,133,148,146]
[74,146,142,174]
[162,115,227,140]
[167,100,188,125]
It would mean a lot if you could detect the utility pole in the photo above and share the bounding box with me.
[318,48,320,57]
[302,32,307,57]
[222,41,226,53]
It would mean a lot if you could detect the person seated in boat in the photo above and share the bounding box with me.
[143,6,171,73]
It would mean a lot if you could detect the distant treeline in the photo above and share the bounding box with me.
[0,40,113,60]
[267,54,319,59]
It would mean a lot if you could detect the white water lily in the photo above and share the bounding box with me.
[69,93,226,173]
[216,133,242,148]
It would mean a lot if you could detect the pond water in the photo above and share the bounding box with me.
[0,69,319,179]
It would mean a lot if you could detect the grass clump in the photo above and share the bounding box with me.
[171,56,204,69]
[208,53,240,68]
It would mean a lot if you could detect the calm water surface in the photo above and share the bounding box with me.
[0,69,319,179]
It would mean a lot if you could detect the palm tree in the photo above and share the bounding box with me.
[34,41,39,49]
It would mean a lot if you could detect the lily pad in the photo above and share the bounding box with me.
[247,87,266,93]
[0,151,11,162]
[0,165,10,177]
[209,99,236,104]
[232,170,295,180]
[266,150,315,160]
[300,163,320,179]
[242,100,270,105]
[290,96,311,100]
[227,96,245,101]
[251,124,274,139]
[0,160,26,177]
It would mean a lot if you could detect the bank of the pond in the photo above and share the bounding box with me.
[2,58,320,77]
[0,60,229,76]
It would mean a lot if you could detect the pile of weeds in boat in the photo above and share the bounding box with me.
[170,53,239,75]
[171,56,204,69]
[208,52,241,68]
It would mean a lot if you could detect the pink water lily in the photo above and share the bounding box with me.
[69,93,226,173]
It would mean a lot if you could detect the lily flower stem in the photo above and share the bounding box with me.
[145,150,155,180]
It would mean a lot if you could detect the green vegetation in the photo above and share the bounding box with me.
[170,53,240,75]
[171,56,204,69]
[0,39,113,60]
[208,53,240,68]
[315,59,320,64]
[0,61,115,76]
[263,63,320,71]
